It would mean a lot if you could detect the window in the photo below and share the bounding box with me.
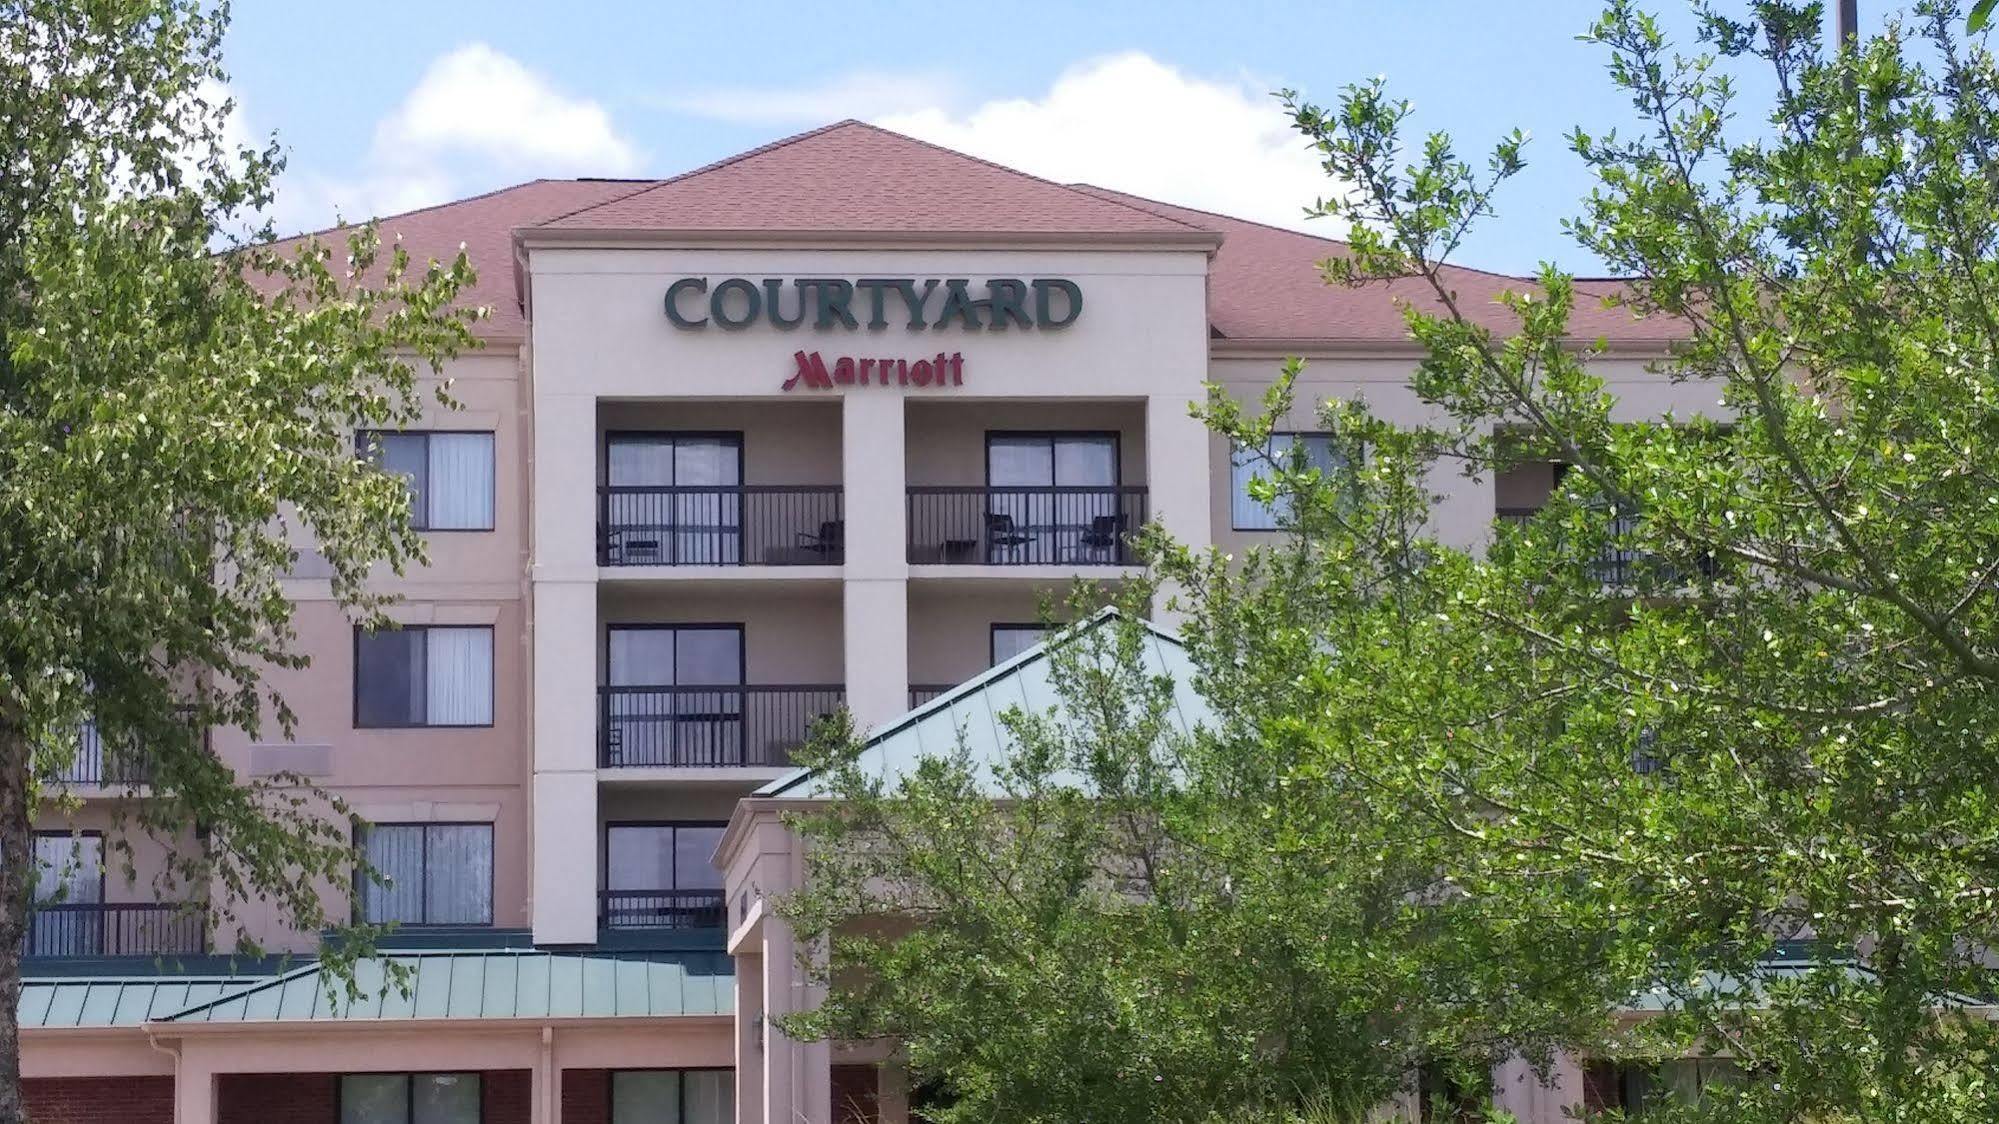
[1582,1059,1750,1115]
[355,626,494,728]
[990,624,1049,667]
[1230,432,1350,531]
[986,432,1121,564]
[358,823,493,926]
[339,1073,480,1124]
[603,823,727,930]
[360,432,496,531]
[27,832,104,958]
[604,433,743,564]
[610,1070,733,1124]
[603,626,745,767]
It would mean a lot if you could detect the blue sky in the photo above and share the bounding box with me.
[220,1,1866,273]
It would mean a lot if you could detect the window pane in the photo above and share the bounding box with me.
[1051,436,1116,486]
[31,834,101,904]
[606,826,675,891]
[609,628,676,687]
[361,825,426,924]
[424,628,492,726]
[682,1071,733,1124]
[413,1073,480,1124]
[672,826,726,891]
[357,630,424,727]
[1229,443,1276,531]
[607,436,675,487]
[366,434,431,530]
[612,1070,682,1124]
[427,434,495,530]
[991,627,1047,666]
[340,1075,410,1124]
[423,826,493,925]
[986,436,1052,486]
[674,629,742,686]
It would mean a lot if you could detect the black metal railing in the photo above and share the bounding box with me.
[1496,506,1715,588]
[598,486,843,566]
[907,487,1147,566]
[45,721,154,788]
[909,685,953,709]
[599,685,845,768]
[22,902,204,959]
[599,889,728,931]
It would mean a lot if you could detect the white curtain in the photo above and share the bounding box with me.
[1232,433,1347,530]
[31,834,101,904]
[991,626,1048,666]
[423,825,493,925]
[426,433,494,530]
[682,1071,733,1124]
[674,438,739,564]
[425,627,492,726]
[361,825,425,924]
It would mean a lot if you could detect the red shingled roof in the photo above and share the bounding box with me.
[1069,184,1676,346]
[534,120,1210,240]
[264,178,658,342]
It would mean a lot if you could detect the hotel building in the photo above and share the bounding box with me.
[19,121,1697,1124]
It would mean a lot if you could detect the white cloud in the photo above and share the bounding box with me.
[271,43,639,234]
[658,70,956,127]
[873,53,1337,234]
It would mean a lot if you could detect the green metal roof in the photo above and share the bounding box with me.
[160,949,733,1023]
[20,976,261,1029]
[759,611,1211,800]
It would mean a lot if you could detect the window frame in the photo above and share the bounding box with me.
[1229,430,1350,533]
[603,623,747,688]
[353,821,496,927]
[605,1068,734,1124]
[601,821,730,894]
[335,1072,483,1124]
[29,829,105,905]
[989,622,1052,668]
[357,430,497,533]
[352,624,497,730]
[982,430,1123,489]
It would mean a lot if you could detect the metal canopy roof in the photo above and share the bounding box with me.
[21,949,732,1029]
[758,610,1210,801]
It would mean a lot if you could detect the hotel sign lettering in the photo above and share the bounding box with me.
[663,277,1083,332]
[785,350,963,392]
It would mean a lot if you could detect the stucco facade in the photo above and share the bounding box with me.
[21,120,1705,1124]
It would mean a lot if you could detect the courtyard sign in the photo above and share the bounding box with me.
[784,350,963,392]
[664,277,1082,331]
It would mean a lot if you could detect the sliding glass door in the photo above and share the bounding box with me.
[605,626,745,766]
[986,433,1118,563]
[605,434,742,565]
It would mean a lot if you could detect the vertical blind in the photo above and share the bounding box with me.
[1230,433,1349,530]
[360,824,493,925]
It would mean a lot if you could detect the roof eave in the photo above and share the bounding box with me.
[1209,335,1683,359]
[514,227,1223,253]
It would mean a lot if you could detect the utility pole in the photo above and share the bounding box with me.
[1838,0,1858,45]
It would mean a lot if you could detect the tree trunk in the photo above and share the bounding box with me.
[0,716,29,1124]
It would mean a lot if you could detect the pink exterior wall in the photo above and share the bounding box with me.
[905,583,1118,689]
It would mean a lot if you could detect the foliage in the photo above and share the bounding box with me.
[0,1,478,1119]
[785,2,1999,1122]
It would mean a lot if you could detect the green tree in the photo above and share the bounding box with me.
[0,2,478,1119]
[785,2,1999,1121]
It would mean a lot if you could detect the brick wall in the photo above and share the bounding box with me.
[562,1068,609,1124]
[483,1070,531,1124]
[218,1073,337,1123]
[23,1076,174,1124]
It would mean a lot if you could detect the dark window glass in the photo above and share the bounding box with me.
[356,629,424,726]
[355,627,493,728]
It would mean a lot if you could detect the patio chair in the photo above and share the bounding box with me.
[985,512,1035,563]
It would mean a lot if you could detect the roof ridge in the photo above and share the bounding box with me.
[525,173,679,230]
[1071,182,1550,285]
[532,119,863,230]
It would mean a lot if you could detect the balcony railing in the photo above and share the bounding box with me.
[45,721,154,788]
[599,889,727,931]
[907,486,1147,566]
[599,685,844,768]
[23,902,205,959]
[909,684,953,709]
[598,486,843,567]
[1496,507,1716,587]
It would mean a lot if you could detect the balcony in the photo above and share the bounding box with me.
[598,486,843,567]
[1496,507,1717,587]
[22,902,205,959]
[599,889,727,932]
[599,685,844,768]
[907,487,1147,566]
[909,684,952,709]
[44,721,153,788]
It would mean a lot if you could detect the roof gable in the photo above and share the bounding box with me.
[758,610,1210,800]
[536,121,1211,241]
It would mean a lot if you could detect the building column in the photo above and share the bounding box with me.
[735,948,767,1124]
[760,921,831,1124]
[1144,395,1214,629]
[173,1052,216,1124]
[531,392,600,945]
[841,394,910,731]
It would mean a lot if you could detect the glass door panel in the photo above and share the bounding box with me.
[673,438,741,565]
